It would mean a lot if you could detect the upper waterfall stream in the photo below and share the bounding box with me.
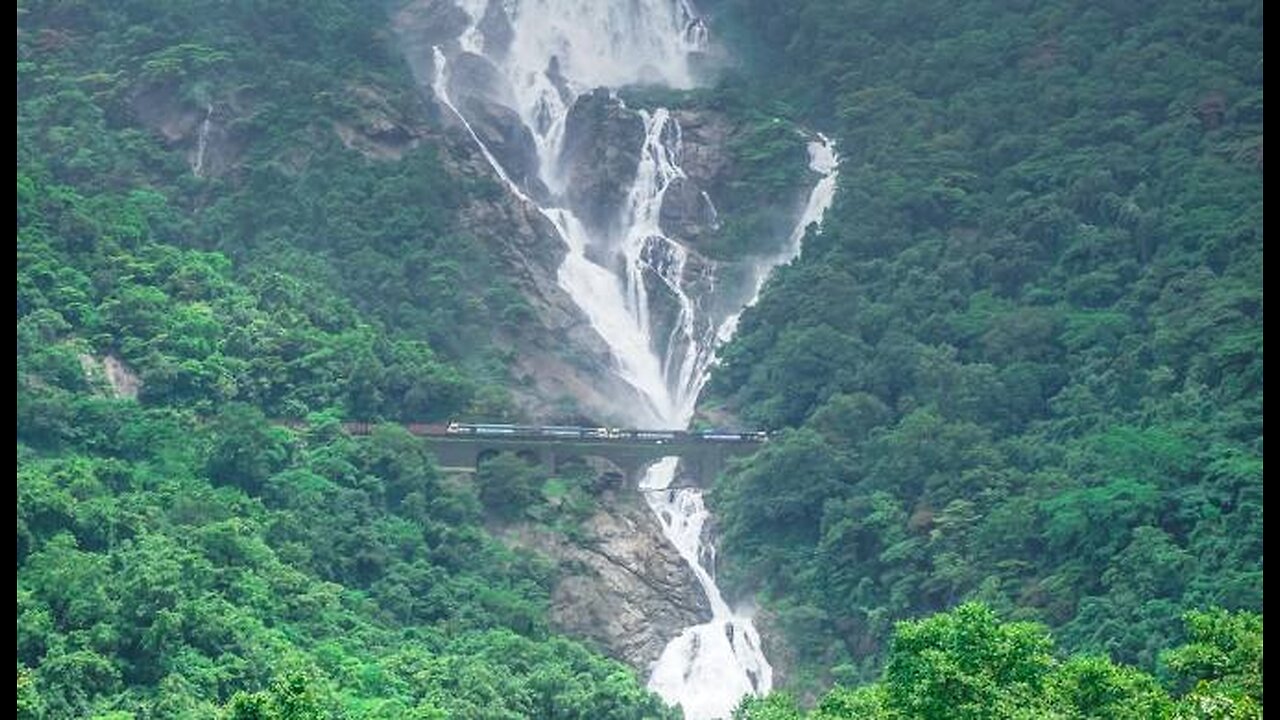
[424,2,837,716]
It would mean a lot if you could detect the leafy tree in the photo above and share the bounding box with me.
[1163,610,1263,719]
[884,603,1055,720]
[223,673,325,720]
[477,452,546,518]
[736,605,1259,720]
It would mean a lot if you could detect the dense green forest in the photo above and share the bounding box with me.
[17,1,668,716]
[17,0,1263,716]
[702,0,1263,697]
[19,0,528,408]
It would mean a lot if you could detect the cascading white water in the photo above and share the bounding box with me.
[718,135,838,343]
[432,46,674,424]
[640,459,773,719]
[638,133,837,718]
[427,2,837,716]
[618,108,717,422]
[192,103,213,177]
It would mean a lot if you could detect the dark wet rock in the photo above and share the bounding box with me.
[447,51,516,106]
[130,83,247,177]
[392,0,470,47]
[659,176,718,242]
[333,84,431,160]
[672,109,734,193]
[456,94,549,199]
[559,88,645,234]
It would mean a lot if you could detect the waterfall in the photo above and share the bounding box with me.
[424,2,838,716]
[192,103,213,177]
[640,459,772,718]
[718,135,838,343]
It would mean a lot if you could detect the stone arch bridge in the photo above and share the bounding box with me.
[331,423,766,486]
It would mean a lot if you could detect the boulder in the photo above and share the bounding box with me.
[478,0,514,58]
[447,51,516,107]
[659,176,718,241]
[559,89,645,233]
[672,109,734,192]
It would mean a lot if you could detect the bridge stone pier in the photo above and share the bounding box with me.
[422,435,756,487]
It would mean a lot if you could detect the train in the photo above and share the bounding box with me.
[445,422,769,442]
[286,421,769,443]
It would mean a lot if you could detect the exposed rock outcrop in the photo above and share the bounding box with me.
[751,607,805,704]
[78,354,141,399]
[658,176,718,241]
[672,109,735,196]
[333,84,431,160]
[446,52,549,198]
[391,0,470,47]
[447,50,514,104]
[503,485,713,669]
[389,14,658,424]
[641,108,736,250]
[458,95,548,198]
[436,126,653,424]
[130,84,246,178]
[559,89,645,233]
[477,0,514,59]
[131,82,204,143]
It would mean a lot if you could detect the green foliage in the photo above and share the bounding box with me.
[17,171,477,422]
[1050,656,1174,720]
[16,398,672,716]
[703,0,1263,692]
[16,1,672,717]
[18,0,524,414]
[1163,610,1263,719]
[733,693,805,720]
[477,451,547,518]
[223,673,325,720]
[885,604,1055,720]
[736,605,1260,720]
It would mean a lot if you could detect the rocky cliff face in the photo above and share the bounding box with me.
[428,98,657,424]
[658,176,718,242]
[391,0,470,47]
[502,484,713,669]
[659,109,736,244]
[130,82,249,178]
[448,51,550,199]
[559,89,645,234]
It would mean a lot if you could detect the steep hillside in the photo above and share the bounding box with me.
[700,0,1263,694]
[17,1,680,716]
[17,0,1264,716]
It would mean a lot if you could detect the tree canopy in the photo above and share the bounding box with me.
[702,0,1263,696]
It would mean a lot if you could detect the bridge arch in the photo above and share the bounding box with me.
[553,453,640,489]
[409,431,761,487]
